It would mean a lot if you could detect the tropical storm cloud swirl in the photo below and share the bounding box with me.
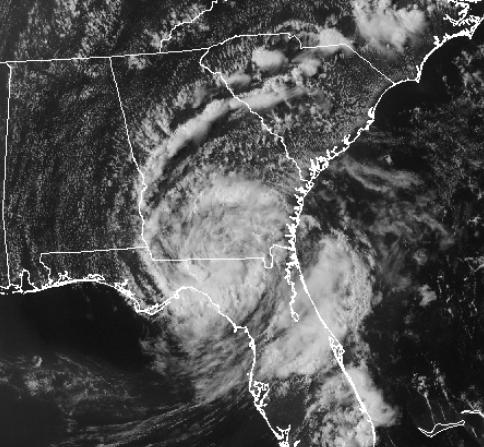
[133,28,406,447]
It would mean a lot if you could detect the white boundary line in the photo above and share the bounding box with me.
[0,1,229,65]
[0,47,209,65]
[5,4,482,279]
[29,32,390,277]
[40,247,147,255]
[1,4,229,288]
[38,243,290,283]
[1,64,12,287]
[200,32,309,182]
[159,0,227,51]
[461,408,484,418]
[37,246,148,284]
[292,39,395,84]
[109,55,284,269]
[109,57,150,250]
[418,420,466,438]
[198,32,395,181]
[3,33,392,278]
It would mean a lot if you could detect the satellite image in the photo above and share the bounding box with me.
[0,0,483,446]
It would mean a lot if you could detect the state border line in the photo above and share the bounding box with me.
[0,0,233,286]
[0,36,395,84]
[0,47,210,65]
[1,64,12,286]
[38,243,290,273]
[6,11,483,279]
[3,31,397,282]
[158,0,227,51]
[0,0,230,65]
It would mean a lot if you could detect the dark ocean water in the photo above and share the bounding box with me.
[359,21,484,447]
[0,283,276,447]
[376,25,483,127]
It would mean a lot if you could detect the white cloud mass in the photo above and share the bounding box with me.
[347,365,398,427]
[297,58,321,77]
[225,71,252,91]
[259,233,374,379]
[305,367,397,447]
[140,175,290,402]
[252,47,288,73]
[317,28,354,55]
[353,0,427,53]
